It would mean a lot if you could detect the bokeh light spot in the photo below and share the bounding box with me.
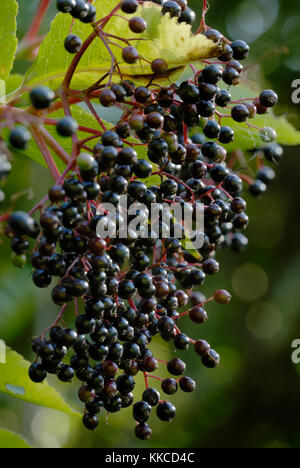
[31,409,70,448]
[226,0,279,43]
[232,263,269,301]
[246,302,282,339]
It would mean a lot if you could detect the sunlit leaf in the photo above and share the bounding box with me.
[189,83,300,151]
[0,429,31,449]
[0,0,18,81]
[0,347,80,417]
[220,85,300,151]
[26,0,222,89]
[5,73,24,100]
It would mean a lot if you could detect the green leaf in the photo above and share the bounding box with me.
[221,113,300,153]
[220,85,300,151]
[5,73,24,98]
[0,429,32,449]
[0,80,5,104]
[26,0,221,89]
[0,0,18,81]
[188,83,300,152]
[0,347,80,417]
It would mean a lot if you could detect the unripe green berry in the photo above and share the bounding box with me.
[77,152,95,170]
[11,253,27,268]
[260,126,277,143]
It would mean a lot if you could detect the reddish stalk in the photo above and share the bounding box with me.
[40,303,68,339]
[74,298,79,317]
[84,98,107,131]
[96,28,123,83]
[128,298,137,311]
[145,374,163,383]
[143,372,149,389]
[39,126,70,164]
[153,171,196,203]
[239,173,254,186]
[0,214,10,223]
[177,297,214,319]
[23,0,51,42]
[62,30,98,90]
[196,0,209,34]
[30,125,61,181]
[28,157,77,215]
[183,123,188,144]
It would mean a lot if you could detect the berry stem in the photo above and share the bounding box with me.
[96,28,122,83]
[74,298,79,317]
[28,157,77,215]
[30,125,61,181]
[145,374,163,383]
[128,298,137,311]
[143,372,149,389]
[83,98,107,131]
[177,297,214,319]
[39,303,68,339]
[239,173,254,186]
[183,123,188,144]
[96,1,123,28]
[153,171,196,203]
[39,126,70,164]
[196,0,209,33]
[62,30,98,90]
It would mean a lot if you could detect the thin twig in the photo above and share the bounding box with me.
[23,0,51,42]
[30,125,61,181]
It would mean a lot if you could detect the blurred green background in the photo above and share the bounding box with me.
[1,0,300,449]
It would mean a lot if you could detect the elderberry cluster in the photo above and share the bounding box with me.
[2,0,283,441]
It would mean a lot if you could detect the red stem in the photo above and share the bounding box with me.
[39,126,70,164]
[177,297,214,319]
[62,30,98,90]
[145,374,163,382]
[143,372,149,389]
[128,298,137,311]
[30,126,61,181]
[154,171,196,203]
[24,0,51,42]
[84,98,107,131]
[28,157,77,215]
[0,214,10,223]
[40,304,68,339]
